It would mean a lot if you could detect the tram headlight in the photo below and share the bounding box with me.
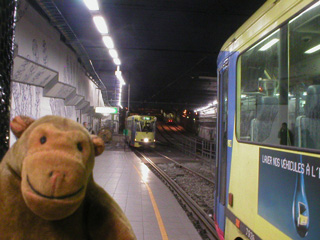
[144,138,149,142]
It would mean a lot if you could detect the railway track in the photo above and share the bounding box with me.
[134,150,218,240]
[153,150,214,184]
[157,122,197,156]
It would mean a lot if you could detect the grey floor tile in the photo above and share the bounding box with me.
[93,151,202,240]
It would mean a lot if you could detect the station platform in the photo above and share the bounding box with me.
[93,149,202,240]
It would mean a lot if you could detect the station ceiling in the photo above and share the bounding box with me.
[32,0,265,111]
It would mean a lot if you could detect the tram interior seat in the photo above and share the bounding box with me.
[295,85,320,149]
[251,96,279,143]
[240,110,255,140]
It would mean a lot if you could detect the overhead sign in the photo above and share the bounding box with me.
[95,107,118,114]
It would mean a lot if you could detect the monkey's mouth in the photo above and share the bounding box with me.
[27,175,84,200]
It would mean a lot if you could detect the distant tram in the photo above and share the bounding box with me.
[164,112,174,124]
[215,1,320,240]
[125,115,156,148]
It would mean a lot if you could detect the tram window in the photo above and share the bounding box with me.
[238,1,320,151]
[142,122,152,132]
[238,29,282,145]
[151,122,156,132]
[127,120,132,129]
[135,121,142,131]
[288,2,320,150]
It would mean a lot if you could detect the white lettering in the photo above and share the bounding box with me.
[306,163,311,176]
[273,157,280,167]
[262,155,272,165]
[281,159,304,174]
[312,166,316,177]
[245,227,255,240]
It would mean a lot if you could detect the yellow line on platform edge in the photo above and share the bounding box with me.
[132,163,169,240]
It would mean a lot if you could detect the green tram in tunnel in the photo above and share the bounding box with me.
[125,115,157,148]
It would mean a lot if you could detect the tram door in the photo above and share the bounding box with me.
[215,63,229,231]
[131,118,136,145]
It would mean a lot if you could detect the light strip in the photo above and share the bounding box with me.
[248,29,280,52]
[195,100,218,112]
[117,75,126,85]
[84,1,124,106]
[258,38,279,51]
[118,82,123,107]
[93,16,108,34]
[102,36,114,49]
[83,0,99,10]
[109,49,118,58]
[115,68,126,85]
[113,58,121,65]
[305,44,320,54]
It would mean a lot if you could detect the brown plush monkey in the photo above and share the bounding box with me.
[0,115,136,240]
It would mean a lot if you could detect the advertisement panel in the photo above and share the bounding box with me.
[259,148,320,239]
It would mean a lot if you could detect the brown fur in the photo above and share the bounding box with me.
[0,115,136,240]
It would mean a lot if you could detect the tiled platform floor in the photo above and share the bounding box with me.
[93,150,202,240]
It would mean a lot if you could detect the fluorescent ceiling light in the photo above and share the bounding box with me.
[109,49,118,58]
[118,85,123,107]
[305,44,320,54]
[115,70,125,85]
[249,29,279,52]
[115,69,121,77]
[93,16,108,34]
[259,38,279,51]
[118,75,126,85]
[83,0,99,10]
[113,58,121,65]
[102,36,114,49]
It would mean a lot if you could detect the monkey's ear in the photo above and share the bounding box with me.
[10,116,35,138]
[91,135,105,156]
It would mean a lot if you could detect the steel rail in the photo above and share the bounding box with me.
[153,150,215,185]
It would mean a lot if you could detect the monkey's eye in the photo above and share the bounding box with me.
[77,142,83,152]
[40,136,46,144]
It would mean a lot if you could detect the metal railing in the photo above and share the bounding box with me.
[157,123,216,161]
[180,137,215,160]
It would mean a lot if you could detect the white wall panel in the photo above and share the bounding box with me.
[12,0,105,114]
[10,0,105,145]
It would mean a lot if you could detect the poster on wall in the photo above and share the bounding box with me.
[259,148,320,239]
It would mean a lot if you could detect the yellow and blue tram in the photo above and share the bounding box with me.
[125,115,156,148]
[215,1,320,239]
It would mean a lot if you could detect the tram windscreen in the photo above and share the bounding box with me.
[141,121,155,132]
